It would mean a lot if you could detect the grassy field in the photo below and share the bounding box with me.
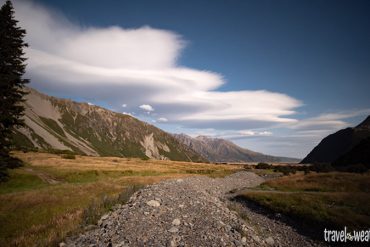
[0,151,243,247]
[240,172,370,230]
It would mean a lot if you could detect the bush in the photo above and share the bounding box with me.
[275,166,295,175]
[49,149,76,155]
[310,163,335,173]
[118,184,144,204]
[0,156,23,182]
[340,164,368,173]
[256,163,272,169]
[82,184,144,225]
[61,154,76,159]
[141,156,150,161]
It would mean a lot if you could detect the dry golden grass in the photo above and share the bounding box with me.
[262,171,370,192]
[241,172,370,230]
[0,152,243,247]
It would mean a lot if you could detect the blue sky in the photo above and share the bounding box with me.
[7,0,370,158]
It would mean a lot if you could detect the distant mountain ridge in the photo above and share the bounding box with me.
[301,116,370,165]
[173,134,299,163]
[11,87,206,162]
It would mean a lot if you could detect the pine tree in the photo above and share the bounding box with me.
[0,0,29,180]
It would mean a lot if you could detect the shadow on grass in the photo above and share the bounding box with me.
[230,195,328,243]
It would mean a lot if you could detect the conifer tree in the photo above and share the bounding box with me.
[0,0,29,180]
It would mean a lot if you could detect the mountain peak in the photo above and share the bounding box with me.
[175,134,299,163]
[356,115,370,129]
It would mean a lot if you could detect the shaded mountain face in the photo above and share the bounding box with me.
[301,116,370,164]
[11,87,206,162]
[173,134,299,163]
[333,137,370,168]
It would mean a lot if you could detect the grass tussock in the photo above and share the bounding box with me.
[241,172,370,230]
[0,151,243,247]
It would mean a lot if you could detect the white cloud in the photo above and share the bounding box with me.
[87,102,94,106]
[139,104,154,112]
[157,117,168,122]
[9,0,301,131]
[122,104,127,107]
[289,109,370,131]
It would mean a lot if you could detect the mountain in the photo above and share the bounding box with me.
[173,134,299,163]
[301,116,370,164]
[332,137,370,168]
[11,87,206,162]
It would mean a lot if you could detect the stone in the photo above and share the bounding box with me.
[146,200,160,207]
[172,218,181,226]
[241,237,247,243]
[59,243,66,247]
[265,237,275,246]
[252,235,261,243]
[101,214,109,220]
[168,227,179,233]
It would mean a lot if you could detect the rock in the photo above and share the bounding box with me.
[59,243,66,247]
[265,237,275,246]
[168,227,179,233]
[146,200,160,207]
[241,237,247,244]
[101,214,109,220]
[252,235,261,243]
[170,240,177,247]
[172,218,181,226]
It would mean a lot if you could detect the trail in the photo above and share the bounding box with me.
[65,172,325,247]
[24,168,61,185]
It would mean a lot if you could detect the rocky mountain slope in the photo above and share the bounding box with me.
[174,134,299,163]
[301,115,370,164]
[11,87,206,162]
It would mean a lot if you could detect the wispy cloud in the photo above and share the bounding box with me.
[8,0,369,158]
[12,0,301,131]
[157,117,168,123]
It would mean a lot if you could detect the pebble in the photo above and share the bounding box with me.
[168,227,179,233]
[265,236,275,246]
[146,200,160,207]
[172,218,181,226]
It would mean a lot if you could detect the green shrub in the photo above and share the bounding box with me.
[256,162,272,169]
[61,154,76,159]
[141,156,150,161]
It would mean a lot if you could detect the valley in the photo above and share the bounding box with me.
[0,151,241,246]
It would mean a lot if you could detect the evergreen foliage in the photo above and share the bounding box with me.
[0,1,28,181]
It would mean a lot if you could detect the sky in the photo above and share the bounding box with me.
[5,0,370,158]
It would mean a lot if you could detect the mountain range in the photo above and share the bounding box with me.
[11,88,205,162]
[301,116,370,167]
[173,134,299,163]
[11,87,299,163]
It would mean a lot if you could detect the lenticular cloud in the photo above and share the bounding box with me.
[11,0,301,130]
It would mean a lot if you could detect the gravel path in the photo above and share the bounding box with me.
[65,172,325,247]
